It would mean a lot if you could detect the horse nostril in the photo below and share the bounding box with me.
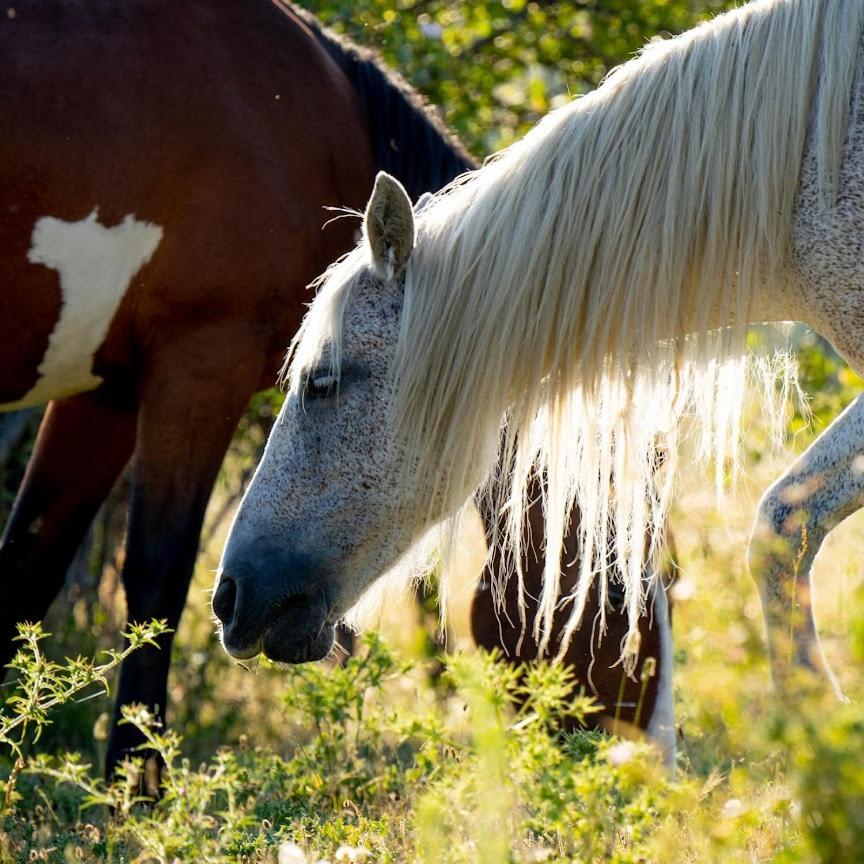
[212,576,238,625]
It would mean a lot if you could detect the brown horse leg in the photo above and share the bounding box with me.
[105,334,263,789]
[471,477,666,734]
[0,388,136,668]
[470,483,543,665]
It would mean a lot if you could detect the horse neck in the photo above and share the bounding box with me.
[294,7,477,196]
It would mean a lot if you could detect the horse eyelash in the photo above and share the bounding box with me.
[305,372,339,398]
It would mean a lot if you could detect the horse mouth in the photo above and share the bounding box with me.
[215,572,335,664]
[261,622,336,664]
[221,637,264,662]
[221,618,336,665]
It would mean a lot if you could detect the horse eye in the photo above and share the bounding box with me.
[305,373,339,399]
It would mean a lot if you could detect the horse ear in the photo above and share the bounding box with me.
[364,172,415,280]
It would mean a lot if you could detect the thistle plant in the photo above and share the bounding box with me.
[0,619,169,811]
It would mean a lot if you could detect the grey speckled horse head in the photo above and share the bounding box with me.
[215,175,430,662]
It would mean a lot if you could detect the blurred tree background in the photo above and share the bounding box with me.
[297,0,733,154]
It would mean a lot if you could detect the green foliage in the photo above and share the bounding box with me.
[10,627,864,862]
[414,651,659,864]
[296,0,734,154]
[790,327,864,437]
[275,632,448,812]
[0,631,671,863]
[0,621,169,813]
[776,705,864,864]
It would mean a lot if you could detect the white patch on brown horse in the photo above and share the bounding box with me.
[3,211,162,410]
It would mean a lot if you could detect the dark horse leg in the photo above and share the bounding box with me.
[106,328,263,791]
[0,388,136,667]
[471,474,669,734]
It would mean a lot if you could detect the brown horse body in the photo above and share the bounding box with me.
[0,0,671,777]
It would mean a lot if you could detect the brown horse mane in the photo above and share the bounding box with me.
[286,2,477,195]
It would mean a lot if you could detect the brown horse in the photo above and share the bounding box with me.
[0,0,672,780]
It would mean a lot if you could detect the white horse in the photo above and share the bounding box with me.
[216,0,864,704]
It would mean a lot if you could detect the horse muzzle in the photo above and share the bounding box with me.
[213,548,335,663]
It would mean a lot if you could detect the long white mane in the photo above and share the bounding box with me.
[300,0,864,662]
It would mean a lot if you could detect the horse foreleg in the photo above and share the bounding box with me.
[749,393,864,701]
[0,388,136,668]
[106,332,263,791]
